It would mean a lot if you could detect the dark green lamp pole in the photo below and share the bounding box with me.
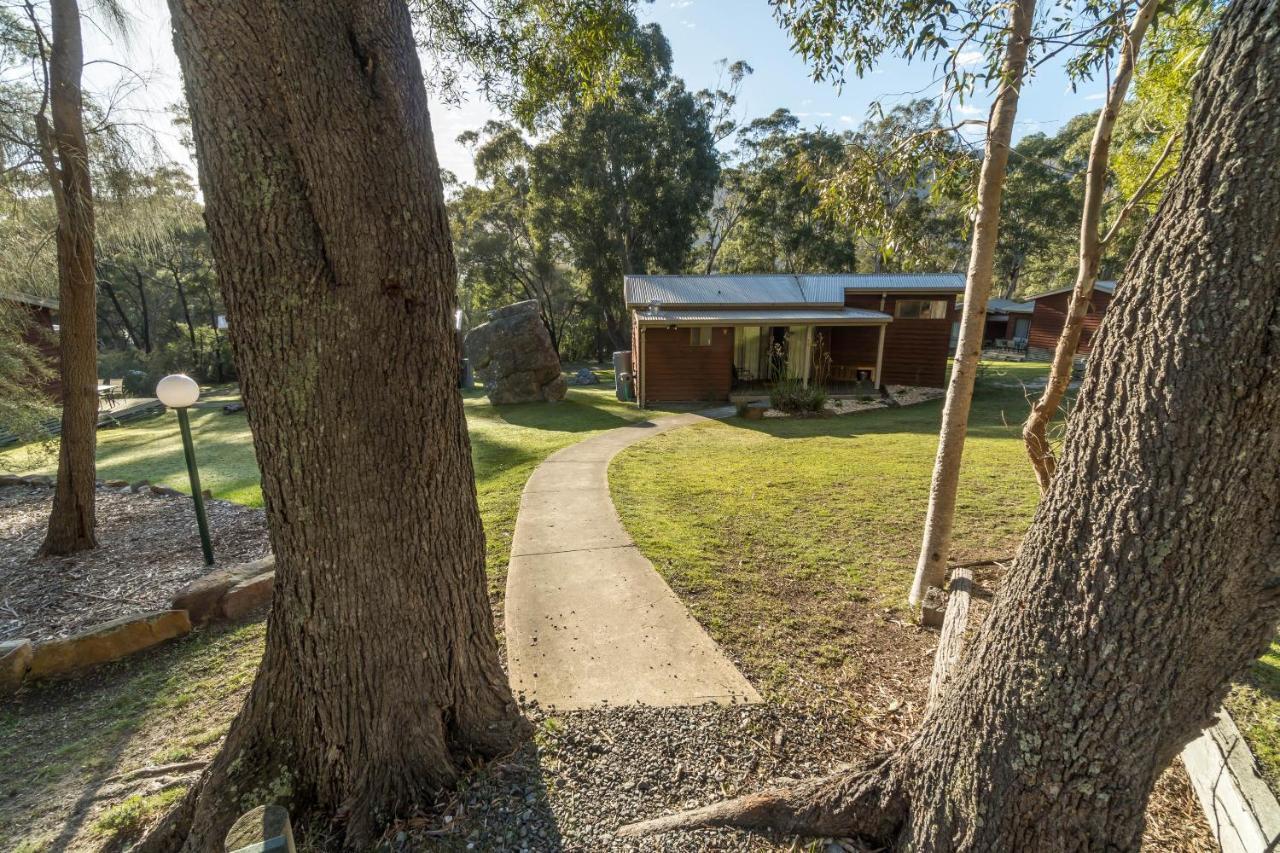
[157,374,214,566]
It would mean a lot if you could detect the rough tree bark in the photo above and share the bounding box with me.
[36,0,98,555]
[140,1,522,848]
[621,0,1280,845]
[907,0,1036,606]
[1022,0,1159,492]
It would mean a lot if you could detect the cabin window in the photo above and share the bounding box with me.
[895,299,950,320]
[689,327,712,346]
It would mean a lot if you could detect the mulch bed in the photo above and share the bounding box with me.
[0,483,269,642]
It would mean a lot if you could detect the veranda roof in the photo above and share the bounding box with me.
[633,307,892,326]
[623,273,965,309]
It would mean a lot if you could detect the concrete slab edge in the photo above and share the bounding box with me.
[1180,707,1280,852]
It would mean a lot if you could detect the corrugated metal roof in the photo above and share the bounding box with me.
[800,273,965,292]
[623,273,964,308]
[1027,280,1117,301]
[986,298,1034,314]
[634,307,891,325]
[0,291,58,310]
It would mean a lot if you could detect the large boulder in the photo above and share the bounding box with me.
[464,301,566,404]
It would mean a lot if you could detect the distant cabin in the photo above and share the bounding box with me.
[964,281,1116,360]
[1,291,60,400]
[623,273,964,405]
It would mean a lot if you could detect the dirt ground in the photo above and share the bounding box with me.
[0,483,269,642]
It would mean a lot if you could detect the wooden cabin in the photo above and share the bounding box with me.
[624,273,964,405]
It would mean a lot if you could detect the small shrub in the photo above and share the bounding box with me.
[769,378,828,414]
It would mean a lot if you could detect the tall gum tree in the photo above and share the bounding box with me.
[35,0,99,555]
[1022,0,1160,492]
[620,0,1280,843]
[907,0,1036,605]
[141,0,522,847]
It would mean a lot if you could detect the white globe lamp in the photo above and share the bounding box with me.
[156,373,201,409]
[157,373,214,565]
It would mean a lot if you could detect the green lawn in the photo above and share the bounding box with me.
[609,361,1280,784]
[0,375,660,850]
[0,380,653,601]
[1,361,1275,850]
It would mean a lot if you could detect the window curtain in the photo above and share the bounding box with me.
[785,326,808,379]
[734,327,762,378]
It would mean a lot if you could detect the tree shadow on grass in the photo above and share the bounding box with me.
[0,621,264,851]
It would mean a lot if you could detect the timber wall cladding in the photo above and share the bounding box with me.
[846,293,957,388]
[1028,290,1113,356]
[642,326,734,402]
[825,326,879,370]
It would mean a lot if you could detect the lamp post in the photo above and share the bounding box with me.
[156,374,214,566]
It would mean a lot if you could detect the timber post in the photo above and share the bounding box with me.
[225,804,295,853]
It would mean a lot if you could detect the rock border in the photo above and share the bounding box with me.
[0,552,275,697]
[1181,708,1280,852]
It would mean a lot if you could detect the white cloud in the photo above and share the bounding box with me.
[955,50,984,68]
[670,0,693,7]
[1084,92,1107,101]
[681,18,696,28]
[839,115,855,123]
[956,103,985,117]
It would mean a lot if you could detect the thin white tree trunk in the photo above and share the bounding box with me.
[908,0,1037,606]
[1023,0,1160,492]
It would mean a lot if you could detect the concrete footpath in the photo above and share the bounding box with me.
[504,411,761,710]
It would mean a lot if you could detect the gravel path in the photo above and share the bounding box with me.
[399,701,1211,852]
[406,702,867,852]
[0,482,269,641]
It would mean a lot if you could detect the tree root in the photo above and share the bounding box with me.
[616,758,906,842]
[107,759,208,783]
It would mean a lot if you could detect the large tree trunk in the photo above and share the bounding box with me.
[39,0,98,556]
[621,0,1280,844]
[1022,0,1159,492]
[142,1,522,848]
[907,0,1036,605]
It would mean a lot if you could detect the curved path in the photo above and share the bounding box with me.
[504,410,761,710]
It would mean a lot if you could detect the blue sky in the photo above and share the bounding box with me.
[80,0,1110,185]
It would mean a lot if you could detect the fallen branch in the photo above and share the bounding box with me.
[108,759,208,783]
[89,772,199,803]
[947,555,1013,571]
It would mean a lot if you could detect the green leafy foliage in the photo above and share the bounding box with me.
[769,377,829,414]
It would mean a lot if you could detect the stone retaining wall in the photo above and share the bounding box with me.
[1,554,275,697]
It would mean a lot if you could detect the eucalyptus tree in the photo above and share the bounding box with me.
[1023,0,1166,491]
[993,124,1085,298]
[12,0,100,554]
[622,0,1280,842]
[532,22,718,351]
[451,121,582,355]
[140,0,642,848]
[712,109,859,274]
[773,0,1040,605]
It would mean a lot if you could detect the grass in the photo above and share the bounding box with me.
[1230,641,1280,790]
[610,360,1280,784]
[91,786,188,843]
[0,371,659,850]
[2,360,1276,848]
[0,621,264,850]
[0,376,654,600]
